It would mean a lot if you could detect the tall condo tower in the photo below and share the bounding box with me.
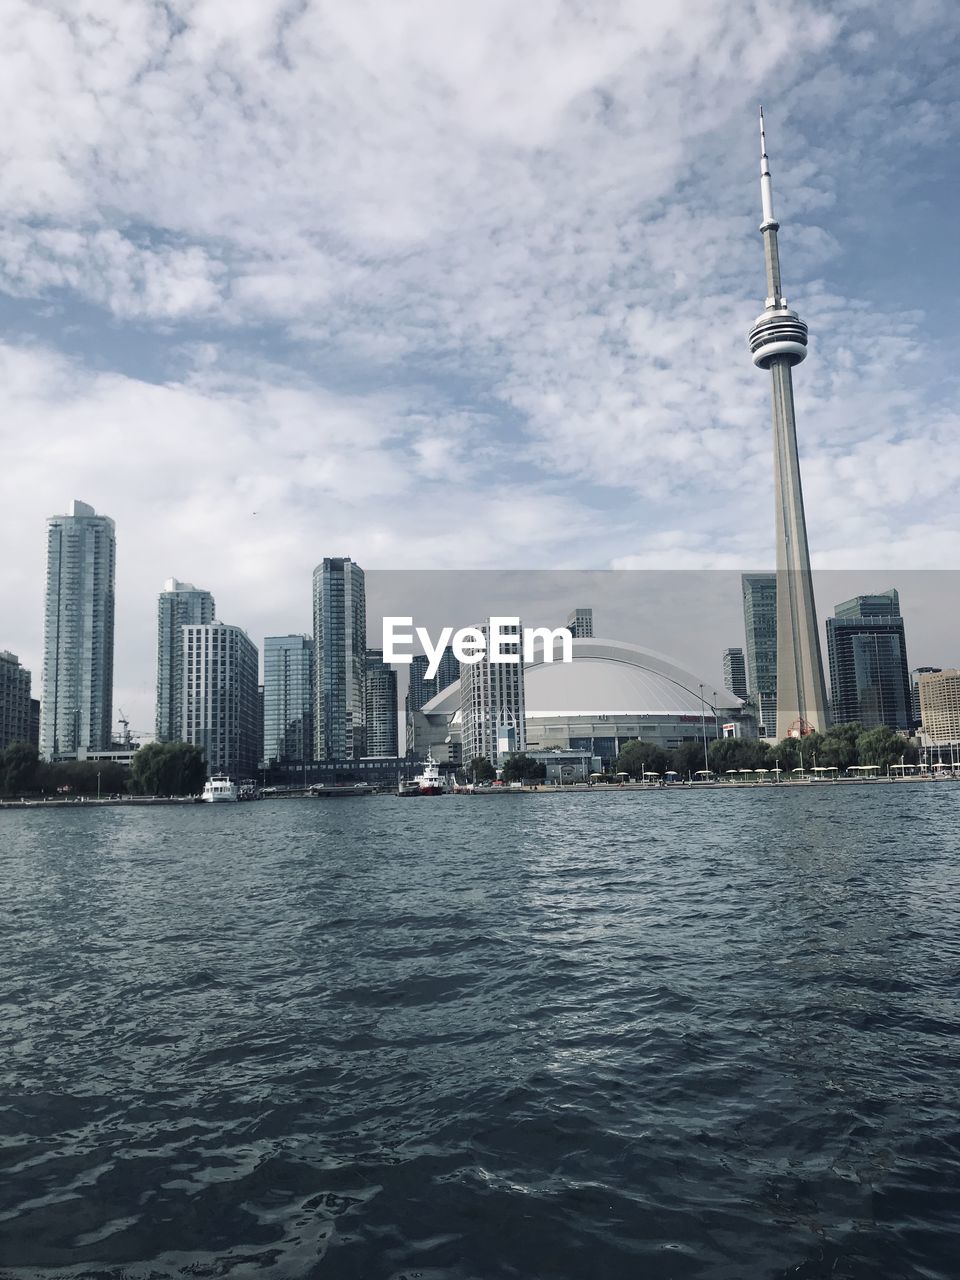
[182,622,259,778]
[41,500,116,759]
[748,109,828,739]
[156,579,215,742]
[313,557,366,760]
[459,619,526,767]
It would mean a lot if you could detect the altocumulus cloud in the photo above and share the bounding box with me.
[1,0,959,728]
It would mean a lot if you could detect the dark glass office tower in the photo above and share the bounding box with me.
[741,573,777,735]
[263,635,314,764]
[826,590,912,730]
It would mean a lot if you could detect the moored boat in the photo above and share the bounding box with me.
[415,754,445,795]
[202,775,238,802]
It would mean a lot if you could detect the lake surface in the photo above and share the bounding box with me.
[2,786,959,1279]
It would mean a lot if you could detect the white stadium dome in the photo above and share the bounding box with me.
[420,638,741,719]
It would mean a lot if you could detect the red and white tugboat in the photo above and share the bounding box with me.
[414,754,446,795]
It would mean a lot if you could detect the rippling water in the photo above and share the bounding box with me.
[2,786,960,1279]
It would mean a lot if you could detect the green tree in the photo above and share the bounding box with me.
[1,743,40,796]
[466,756,497,783]
[856,726,918,772]
[500,753,546,784]
[674,740,708,778]
[130,742,207,796]
[707,737,773,775]
[615,740,673,779]
[818,722,861,770]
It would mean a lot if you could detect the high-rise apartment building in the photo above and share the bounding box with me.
[182,622,259,777]
[741,574,777,735]
[365,650,399,758]
[459,619,526,766]
[433,646,461,695]
[41,500,116,759]
[911,667,942,729]
[0,651,33,749]
[564,608,594,639]
[313,558,366,760]
[826,590,911,731]
[156,579,215,742]
[722,647,748,700]
[405,653,431,756]
[917,670,960,745]
[262,635,313,765]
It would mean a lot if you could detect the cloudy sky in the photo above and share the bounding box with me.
[1,0,958,732]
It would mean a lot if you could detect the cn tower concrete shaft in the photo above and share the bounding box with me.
[748,109,828,739]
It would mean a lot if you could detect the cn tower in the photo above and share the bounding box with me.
[748,108,828,739]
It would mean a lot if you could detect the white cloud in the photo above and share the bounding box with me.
[1,0,959,731]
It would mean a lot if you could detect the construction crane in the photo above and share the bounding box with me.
[116,709,150,750]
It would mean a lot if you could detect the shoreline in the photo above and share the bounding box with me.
[2,773,958,808]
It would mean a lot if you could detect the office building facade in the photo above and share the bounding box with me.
[313,558,366,760]
[826,590,911,731]
[722,647,748,700]
[742,573,777,735]
[0,651,33,750]
[182,622,259,777]
[41,500,116,759]
[365,650,399,758]
[917,670,960,745]
[911,667,942,729]
[156,578,215,742]
[459,619,526,766]
[263,635,313,765]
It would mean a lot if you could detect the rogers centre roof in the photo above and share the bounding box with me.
[419,638,742,718]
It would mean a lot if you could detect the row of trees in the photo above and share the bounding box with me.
[462,724,919,791]
[464,754,547,783]
[462,725,920,790]
[615,722,920,779]
[0,742,208,798]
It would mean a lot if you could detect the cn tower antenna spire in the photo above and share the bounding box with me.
[759,105,776,229]
[746,108,828,740]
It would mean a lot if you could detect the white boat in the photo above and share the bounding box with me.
[414,754,445,795]
[202,775,238,803]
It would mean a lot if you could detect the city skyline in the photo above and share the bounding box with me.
[7,519,960,744]
[1,8,959,730]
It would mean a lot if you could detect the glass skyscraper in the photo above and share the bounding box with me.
[41,500,116,759]
[313,558,366,760]
[826,590,912,731]
[156,578,215,742]
[262,635,313,765]
[741,574,777,735]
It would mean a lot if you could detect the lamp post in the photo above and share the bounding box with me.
[699,683,709,775]
[97,770,101,801]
